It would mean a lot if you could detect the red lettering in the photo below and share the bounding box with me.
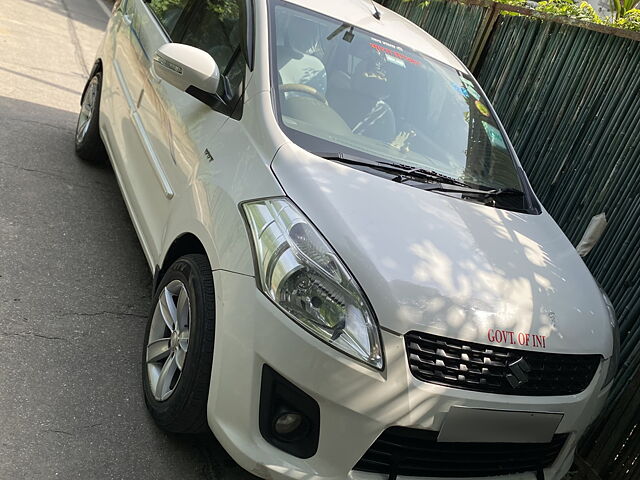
[369,43,421,65]
[492,330,546,348]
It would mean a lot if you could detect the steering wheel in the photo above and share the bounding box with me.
[280,83,328,105]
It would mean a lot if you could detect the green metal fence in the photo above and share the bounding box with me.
[380,1,640,478]
[389,0,488,63]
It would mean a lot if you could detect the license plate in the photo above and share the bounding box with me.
[438,406,564,443]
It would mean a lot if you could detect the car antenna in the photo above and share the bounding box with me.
[370,0,382,19]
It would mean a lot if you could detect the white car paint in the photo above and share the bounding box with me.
[88,0,616,478]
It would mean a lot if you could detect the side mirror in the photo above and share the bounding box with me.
[153,43,220,98]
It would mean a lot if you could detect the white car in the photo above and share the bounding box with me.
[77,0,619,478]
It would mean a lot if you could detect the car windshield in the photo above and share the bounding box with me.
[270,2,523,191]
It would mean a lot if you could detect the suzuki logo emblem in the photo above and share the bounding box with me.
[506,357,531,388]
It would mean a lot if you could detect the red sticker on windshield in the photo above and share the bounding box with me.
[370,43,420,65]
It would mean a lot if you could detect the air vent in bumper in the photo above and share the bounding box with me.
[354,427,569,478]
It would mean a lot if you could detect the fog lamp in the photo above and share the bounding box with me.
[274,411,304,436]
[259,365,320,458]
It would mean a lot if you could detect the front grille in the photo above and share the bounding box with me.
[405,331,600,396]
[354,427,569,478]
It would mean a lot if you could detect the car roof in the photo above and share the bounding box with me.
[277,0,468,72]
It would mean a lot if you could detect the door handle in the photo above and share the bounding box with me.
[122,13,133,26]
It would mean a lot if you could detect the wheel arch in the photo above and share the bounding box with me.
[81,59,103,104]
[153,233,211,294]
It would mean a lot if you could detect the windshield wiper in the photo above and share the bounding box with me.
[316,152,470,188]
[422,184,525,198]
[317,152,526,201]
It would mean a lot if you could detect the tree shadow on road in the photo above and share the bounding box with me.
[0,95,113,181]
[0,95,262,480]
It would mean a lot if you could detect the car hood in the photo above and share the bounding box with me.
[271,144,613,357]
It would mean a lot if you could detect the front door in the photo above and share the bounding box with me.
[133,0,249,264]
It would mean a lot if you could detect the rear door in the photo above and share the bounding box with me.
[111,0,190,262]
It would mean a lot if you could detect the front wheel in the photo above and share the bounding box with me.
[75,72,107,162]
[142,254,216,433]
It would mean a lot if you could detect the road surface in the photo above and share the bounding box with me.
[0,1,259,478]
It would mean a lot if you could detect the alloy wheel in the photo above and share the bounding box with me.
[146,280,191,401]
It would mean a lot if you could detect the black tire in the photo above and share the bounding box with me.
[142,254,216,433]
[75,71,107,163]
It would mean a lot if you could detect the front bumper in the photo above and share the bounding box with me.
[207,270,611,480]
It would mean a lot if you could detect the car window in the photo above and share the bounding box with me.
[147,0,190,35]
[180,0,245,93]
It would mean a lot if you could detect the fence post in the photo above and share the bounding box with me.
[468,1,500,74]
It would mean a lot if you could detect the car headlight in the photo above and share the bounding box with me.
[602,289,620,388]
[242,198,383,369]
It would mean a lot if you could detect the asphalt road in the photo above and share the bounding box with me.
[0,1,258,478]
